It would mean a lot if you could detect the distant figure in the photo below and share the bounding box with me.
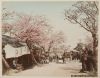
[62,52,66,63]
[76,52,79,60]
[52,54,58,63]
[13,58,17,69]
[80,49,88,73]
[71,51,74,60]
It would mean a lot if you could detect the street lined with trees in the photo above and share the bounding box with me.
[2,1,98,77]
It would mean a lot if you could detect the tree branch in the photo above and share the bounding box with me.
[74,20,91,32]
[94,1,99,14]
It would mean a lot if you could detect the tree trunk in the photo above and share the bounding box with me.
[92,33,98,72]
[92,33,98,56]
[2,57,10,75]
[26,39,39,65]
[30,52,39,65]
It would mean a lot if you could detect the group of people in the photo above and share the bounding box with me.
[80,47,97,73]
[40,54,49,64]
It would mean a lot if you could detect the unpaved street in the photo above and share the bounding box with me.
[11,61,88,77]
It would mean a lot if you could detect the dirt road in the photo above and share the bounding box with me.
[10,61,88,77]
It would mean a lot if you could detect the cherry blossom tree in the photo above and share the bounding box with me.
[2,23,13,35]
[2,8,16,36]
[2,8,14,21]
[64,1,98,72]
[2,10,26,75]
[47,31,66,53]
[11,14,51,64]
[2,8,14,74]
[64,1,98,56]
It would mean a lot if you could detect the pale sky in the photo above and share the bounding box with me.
[2,1,91,49]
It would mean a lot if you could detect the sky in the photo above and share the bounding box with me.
[2,1,91,49]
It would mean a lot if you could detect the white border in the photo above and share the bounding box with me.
[0,0,100,78]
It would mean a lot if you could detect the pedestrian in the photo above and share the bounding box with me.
[62,53,65,63]
[80,49,88,73]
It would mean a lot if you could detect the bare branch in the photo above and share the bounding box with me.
[74,20,91,32]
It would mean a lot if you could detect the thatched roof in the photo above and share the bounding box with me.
[2,35,25,48]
